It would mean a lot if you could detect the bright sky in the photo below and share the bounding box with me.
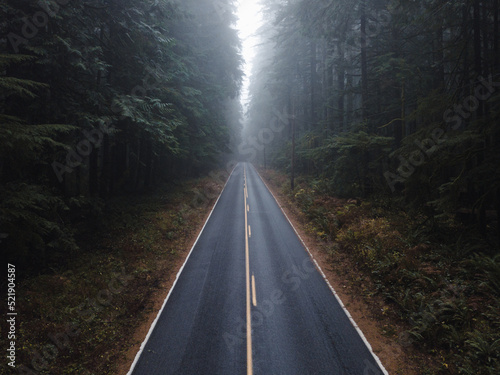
[236,0,262,108]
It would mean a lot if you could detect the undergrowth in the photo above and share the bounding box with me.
[263,169,500,375]
[0,177,223,375]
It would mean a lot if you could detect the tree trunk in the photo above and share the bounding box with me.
[290,93,295,191]
[360,0,368,121]
[434,22,445,87]
[310,40,317,129]
[291,110,295,191]
[326,41,334,135]
[321,39,328,131]
[346,71,353,130]
[473,0,482,79]
[396,80,405,146]
[100,134,110,198]
[473,0,486,233]
[495,0,499,68]
[144,139,153,190]
[89,148,98,197]
[337,39,345,133]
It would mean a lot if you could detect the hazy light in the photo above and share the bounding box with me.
[237,0,262,108]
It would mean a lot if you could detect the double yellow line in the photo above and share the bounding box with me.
[243,166,253,375]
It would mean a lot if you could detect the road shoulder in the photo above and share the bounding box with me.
[256,167,425,375]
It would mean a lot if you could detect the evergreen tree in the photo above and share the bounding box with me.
[1,0,243,269]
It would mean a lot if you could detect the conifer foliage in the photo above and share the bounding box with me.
[0,0,242,268]
[246,0,500,234]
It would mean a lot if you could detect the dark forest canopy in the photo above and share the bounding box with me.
[245,0,500,236]
[1,0,499,270]
[0,0,243,267]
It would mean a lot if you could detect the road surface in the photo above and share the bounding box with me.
[128,162,387,375]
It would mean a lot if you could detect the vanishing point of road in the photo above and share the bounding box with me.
[128,162,388,375]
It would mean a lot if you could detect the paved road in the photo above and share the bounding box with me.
[128,162,387,375]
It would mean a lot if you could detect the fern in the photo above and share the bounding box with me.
[0,183,78,266]
[0,54,36,69]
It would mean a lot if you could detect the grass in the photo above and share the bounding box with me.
[261,168,500,375]
[2,176,225,375]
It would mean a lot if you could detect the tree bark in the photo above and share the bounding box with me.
[144,139,153,190]
[100,134,110,198]
[360,0,368,121]
[495,0,499,68]
[291,111,295,191]
[473,0,482,79]
[310,40,317,129]
[326,41,334,135]
[337,39,345,133]
[89,147,98,197]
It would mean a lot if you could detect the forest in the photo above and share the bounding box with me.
[1,0,500,374]
[244,0,500,373]
[1,0,242,269]
[246,0,500,229]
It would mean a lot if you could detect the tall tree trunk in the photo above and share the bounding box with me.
[495,0,500,240]
[108,142,115,195]
[310,40,317,129]
[473,0,486,233]
[144,139,153,189]
[434,22,445,87]
[326,41,334,135]
[337,40,345,133]
[89,148,98,197]
[100,134,110,198]
[75,163,81,196]
[360,0,368,121]
[291,106,295,191]
[481,0,490,77]
[395,80,405,147]
[473,0,482,79]
[321,39,328,131]
[289,92,295,191]
[495,0,499,68]
[346,71,353,130]
[133,137,142,191]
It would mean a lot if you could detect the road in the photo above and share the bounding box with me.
[128,162,387,375]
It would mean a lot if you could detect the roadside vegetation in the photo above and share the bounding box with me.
[2,176,223,375]
[1,1,240,372]
[246,1,500,372]
[261,169,500,375]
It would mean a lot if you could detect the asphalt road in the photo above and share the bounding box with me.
[128,162,387,375]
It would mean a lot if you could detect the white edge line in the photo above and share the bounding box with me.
[126,164,238,375]
[252,165,389,375]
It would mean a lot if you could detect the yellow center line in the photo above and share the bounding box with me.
[244,166,253,375]
[252,274,257,307]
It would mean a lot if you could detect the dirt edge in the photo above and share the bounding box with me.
[115,192,225,374]
[256,167,422,375]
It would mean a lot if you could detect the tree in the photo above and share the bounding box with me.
[1,0,243,269]
[246,0,500,232]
